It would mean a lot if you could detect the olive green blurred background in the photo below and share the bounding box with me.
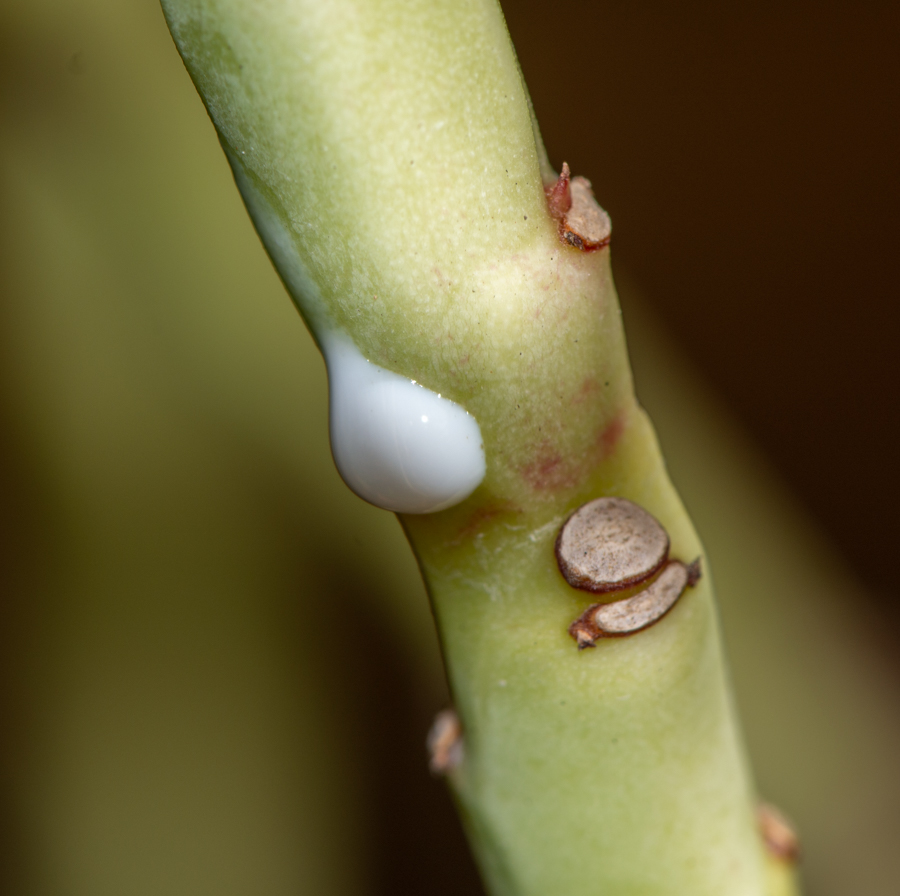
[0,2,897,896]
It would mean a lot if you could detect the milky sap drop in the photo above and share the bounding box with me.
[323,334,486,514]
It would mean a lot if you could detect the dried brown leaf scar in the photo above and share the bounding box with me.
[427,708,463,775]
[555,496,670,593]
[568,558,702,649]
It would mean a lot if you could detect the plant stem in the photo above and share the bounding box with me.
[161,0,800,892]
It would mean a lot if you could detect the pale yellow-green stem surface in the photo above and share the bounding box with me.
[161,0,799,893]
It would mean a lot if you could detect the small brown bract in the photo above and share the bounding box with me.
[569,558,701,649]
[758,803,800,863]
[545,162,612,252]
[427,708,463,775]
[545,161,572,220]
[555,496,670,593]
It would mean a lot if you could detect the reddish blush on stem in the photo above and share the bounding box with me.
[596,412,625,459]
[573,376,601,404]
[451,500,520,544]
[521,444,580,492]
[519,412,625,496]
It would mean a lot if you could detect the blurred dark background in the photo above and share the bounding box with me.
[506,0,900,616]
[0,2,898,896]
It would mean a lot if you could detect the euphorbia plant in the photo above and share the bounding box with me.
[160,0,800,893]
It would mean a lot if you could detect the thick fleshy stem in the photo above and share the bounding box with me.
[160,1,800,893]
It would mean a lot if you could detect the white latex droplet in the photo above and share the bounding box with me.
[323,334,485,514]
[224,153,484,513]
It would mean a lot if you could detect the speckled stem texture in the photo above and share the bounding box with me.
[161,1,799,893]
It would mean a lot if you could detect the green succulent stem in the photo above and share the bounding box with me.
[161,0,800,893]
